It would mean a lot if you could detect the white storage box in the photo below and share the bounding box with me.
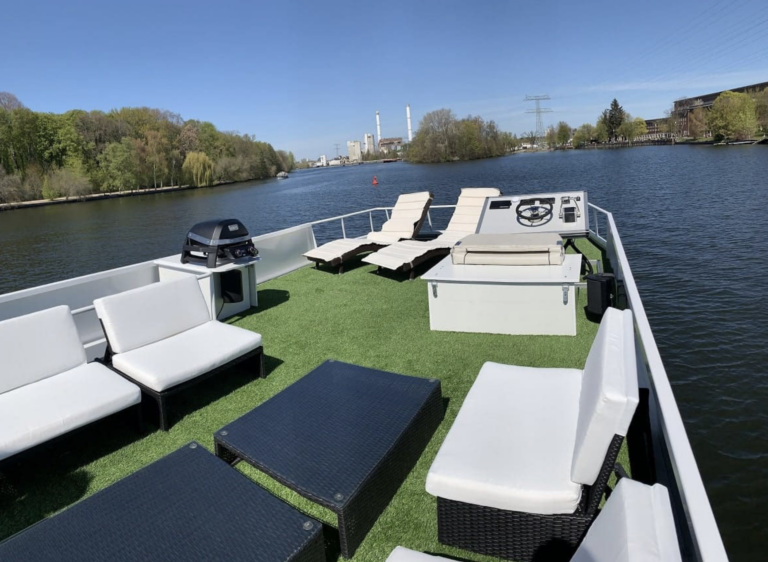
[451,233,563,266]
[422,254,580,336]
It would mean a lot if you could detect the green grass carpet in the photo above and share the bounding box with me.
[0,240,626,562]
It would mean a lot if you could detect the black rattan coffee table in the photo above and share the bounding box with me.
[0,443,324,562]
[214,360,444,558]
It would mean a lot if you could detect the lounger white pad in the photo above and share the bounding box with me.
[364,187,501,271]
[0,362,140,461]
[304,191,433,262]
[426,362,585,515]
[451,233,564,265]
[572,479,682,562]
[112,321,262,392]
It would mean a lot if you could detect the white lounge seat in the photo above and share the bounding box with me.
[387,479,681,562]
[304,191,433,272]
[426,307,639,560]
[363,187,501,276]
[94,275,263,430]
[0,306,141,463]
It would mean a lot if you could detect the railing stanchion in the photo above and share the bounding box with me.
[385,209,390,220]
[427,210,433,228]
[369,212,374,232]
[341,217,346,238]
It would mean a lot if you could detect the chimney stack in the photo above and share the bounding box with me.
[406,104,413,142]
[376,111,382,146]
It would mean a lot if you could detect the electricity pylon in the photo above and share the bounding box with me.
[524,95,552,141]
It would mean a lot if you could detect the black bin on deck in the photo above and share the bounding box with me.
[586,273,616,317]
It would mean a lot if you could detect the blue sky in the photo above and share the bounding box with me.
[1,0,767,159]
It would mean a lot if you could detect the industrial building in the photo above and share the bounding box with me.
[668,80,767,137]
[379,138,403,154]
[364,134,375,154]
[347,140,362,162]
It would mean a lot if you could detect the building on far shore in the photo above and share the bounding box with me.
[379,137,403,154]
[643,80,768,138]
[347,140,362,162]
[364,133,375,154]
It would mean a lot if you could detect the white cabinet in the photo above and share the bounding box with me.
[421,255,580,336]
[154,256,260,320]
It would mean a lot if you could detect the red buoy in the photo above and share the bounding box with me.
[372,176,378,186]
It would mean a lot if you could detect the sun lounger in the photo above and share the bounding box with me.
[304,191,433,273]
[363,187,501,278]
[387,478,681,562]
[94,275,264,431]
[425,307,639,561]
[0,306,141,467]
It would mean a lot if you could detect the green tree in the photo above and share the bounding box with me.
[594,119,609,143]
[98,138,139,192]
[182,151,214,187]
[605,99,625,141]
[545,127,557,148]
[144,130,169,188]
[688,108,707,139]
[571,123,595,148]
[0,92,25,111]
[707,91,757,141]
[556,122,571,146]
[751,87,768,135]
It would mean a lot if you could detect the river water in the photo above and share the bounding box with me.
[1,146,766,560]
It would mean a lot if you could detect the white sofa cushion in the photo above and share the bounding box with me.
[572,479,682,562]
[426,362,584,515]
[0,305,86,395]
[386,547,445,562]
[571,308,639,485]
[112,321,262,392]
[94,276,210,354]
[0,362,141,461]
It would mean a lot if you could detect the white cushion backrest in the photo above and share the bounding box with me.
[445,187,501,234]
[380,191,433,237]
[571,479,682,562]
[571,308,639,484]
[94,276,210,354]
[0,305,86,394]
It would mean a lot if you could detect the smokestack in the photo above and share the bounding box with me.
[375,111,382,146]
[406,104,413,142]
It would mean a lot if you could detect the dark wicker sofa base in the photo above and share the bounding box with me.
[436,434,624,562]
[101,346,265,431]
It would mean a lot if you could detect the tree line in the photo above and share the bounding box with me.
[0,92,294,204]
[406,109,518,163]
[569,99,649,148]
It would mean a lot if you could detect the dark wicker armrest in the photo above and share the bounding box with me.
[614,462,629,481]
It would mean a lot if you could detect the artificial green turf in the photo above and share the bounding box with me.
[0,239,626,562]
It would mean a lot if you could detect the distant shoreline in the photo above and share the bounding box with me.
[0,179,261,213]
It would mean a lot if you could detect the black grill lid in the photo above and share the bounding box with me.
[187,219,251,246]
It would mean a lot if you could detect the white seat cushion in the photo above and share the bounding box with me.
[0,305,86,395]
[426,362,584,515]
[571,308,639,485]
[95,276,210,354]
[386,547,447,562]
[572,479,682,562]
[112,321,262,392]
[0,362,141,461]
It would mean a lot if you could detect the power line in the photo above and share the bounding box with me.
[524,95,552,140]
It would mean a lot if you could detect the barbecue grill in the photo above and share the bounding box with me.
[181,219,258,268]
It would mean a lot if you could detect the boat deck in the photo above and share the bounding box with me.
[0,239,624,561]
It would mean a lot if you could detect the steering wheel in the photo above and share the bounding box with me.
[516,198,553,225]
